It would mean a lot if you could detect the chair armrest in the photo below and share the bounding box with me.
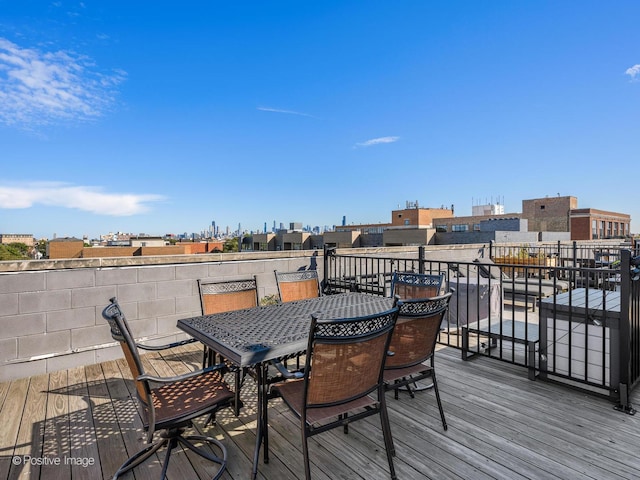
[136,337,198,351]
[271,360,304,379]
[137,363,228,384]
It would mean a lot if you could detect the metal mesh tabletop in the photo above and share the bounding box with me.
[177,293,395,367]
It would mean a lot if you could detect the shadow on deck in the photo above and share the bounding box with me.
[1,344,639,480]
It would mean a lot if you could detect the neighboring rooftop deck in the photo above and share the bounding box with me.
[2,343,638,480]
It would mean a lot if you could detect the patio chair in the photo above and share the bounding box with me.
[274,269,321,303]
[390,271,445,299]
[384,292,452,430]
[272,305,400,480]
[102,297,235,480]
[198,277,259,416]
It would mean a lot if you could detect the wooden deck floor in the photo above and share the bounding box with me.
[1,344,639,480]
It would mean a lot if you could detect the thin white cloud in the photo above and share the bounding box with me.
[0,182,165,216]
[0,37,126,129]
[355,136,400,148]
[257,106,314,117]
[625,64,640,81]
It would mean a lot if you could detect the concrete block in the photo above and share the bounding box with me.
[0,338,17,361]
[71,324,113,349]
[46,269,95,290]
[176,263,209,280]
[0,293,18,316]
[138,265,175,283]
[0,359,46,382]
[115,282,156,303]
[19,331,71,358]
[157,279,193,299]
[19,290,71,314]
[0,271,45,294]
[125,318,158,339]
[71,286,117,308]
[206,263,239,278]
[157,314,184,336]
[0,313,46,339]
[95,267,138,286]
[176,295,201,315]
[47,350,96,373]
[138,298,174,319]
[95,345,123,364]
[239,261,266,275]
[47,306,96,332]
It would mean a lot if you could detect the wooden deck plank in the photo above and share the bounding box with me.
[0,378,30,479]
[7,374,48,480]
[40,369,71,480]
[1,344,639,480]
[84,362,132,480]
[65,366,104,480]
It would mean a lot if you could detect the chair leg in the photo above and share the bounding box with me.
[179,435,228,479]
[431,371,447,431]
[301,425,312,480]
[113,438,167,478]
[159,437,178,480]
[379,395,397,479]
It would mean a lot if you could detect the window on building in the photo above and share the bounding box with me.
[607,221,612,238]
[404,219,410,225]
[540,205,545,210]
[473,224,481,231]
[435,225,447,232]
[592,220,598,239]
[452,224,469,232]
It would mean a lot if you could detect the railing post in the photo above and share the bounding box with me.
[615,249,636,414]
[489,240,494,260]
[418,246,425,274]
[572,241,577,268]
[323,245,335,294]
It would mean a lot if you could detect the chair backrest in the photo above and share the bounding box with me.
[198,277,258,315]
[390,272,445,299]
[274,270,320,303]
[303,306,399,409]
[385,293,452,370]
[102,298,152,408]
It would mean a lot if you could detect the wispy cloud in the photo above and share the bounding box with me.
[0,37,126,129]
[626,64,640,81]
[257,106,315,117]
[354,136,400,148]
[0,182,165,216]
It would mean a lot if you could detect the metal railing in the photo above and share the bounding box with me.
[323,244,639,412]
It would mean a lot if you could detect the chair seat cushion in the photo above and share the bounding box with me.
[274,379,378,426]
[149,370,234,429]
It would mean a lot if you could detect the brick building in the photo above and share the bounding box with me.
[47,237,84,259]
[0,234,35,247]
[521,196,578,232]
[570,209,631,240]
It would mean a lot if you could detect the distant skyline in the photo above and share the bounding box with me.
[1,1,639,239]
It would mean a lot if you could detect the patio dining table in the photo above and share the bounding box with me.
[177,292,395,479]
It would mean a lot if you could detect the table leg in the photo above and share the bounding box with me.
[251,363,269,479]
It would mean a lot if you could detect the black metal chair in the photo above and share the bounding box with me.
[274,269,321,303]
[390,271,445,299]
[272,305,400,480]
[198,277,259,415]
[102,297,235,479]
[384,293,452,431]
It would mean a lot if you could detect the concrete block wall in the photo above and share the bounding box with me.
[0,253,322,381]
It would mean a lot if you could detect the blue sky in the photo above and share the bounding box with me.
[1,1,639,240]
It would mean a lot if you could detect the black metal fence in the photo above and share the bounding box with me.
[323,244,639,412]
